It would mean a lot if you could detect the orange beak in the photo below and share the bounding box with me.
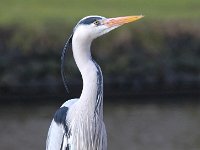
[103,15,144,27]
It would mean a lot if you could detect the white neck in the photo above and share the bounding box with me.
[72,34,100,113]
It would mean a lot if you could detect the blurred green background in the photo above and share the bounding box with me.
[0,0,199,98]
[0,0,200,150]
[1,0,200,25]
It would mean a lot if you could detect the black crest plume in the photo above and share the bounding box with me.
[61,34,73,93]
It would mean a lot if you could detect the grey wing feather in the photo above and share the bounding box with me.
[46,99,78,150]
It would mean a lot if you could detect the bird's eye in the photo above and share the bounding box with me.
[93,20,100,26]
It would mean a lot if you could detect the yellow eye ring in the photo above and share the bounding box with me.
[94,20,100,26]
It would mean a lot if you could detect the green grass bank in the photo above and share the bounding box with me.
[0,0,200,27]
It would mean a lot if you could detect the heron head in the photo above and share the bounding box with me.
[73,15,143,42]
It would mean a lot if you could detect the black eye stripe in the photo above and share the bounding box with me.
[79,17,102,25]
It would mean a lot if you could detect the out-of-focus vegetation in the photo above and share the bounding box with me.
[0,0,200,97]
[0,22,199,92]
[0,0,200,27]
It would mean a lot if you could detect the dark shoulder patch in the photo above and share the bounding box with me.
[79,16,102,25]
[54,106,68,125]
[66,144,70,150]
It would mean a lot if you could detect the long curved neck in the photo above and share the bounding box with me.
[72,36,103,115]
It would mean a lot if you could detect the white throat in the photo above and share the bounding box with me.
[72,32,102,114]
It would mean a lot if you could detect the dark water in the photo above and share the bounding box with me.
[0,99,200,150]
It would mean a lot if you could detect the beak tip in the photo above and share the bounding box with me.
[139,15,144,18]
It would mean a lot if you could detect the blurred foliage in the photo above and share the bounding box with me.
[0,0,200,27]
[0,21,200,91]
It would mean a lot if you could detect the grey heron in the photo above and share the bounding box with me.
[46,15,143,150]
